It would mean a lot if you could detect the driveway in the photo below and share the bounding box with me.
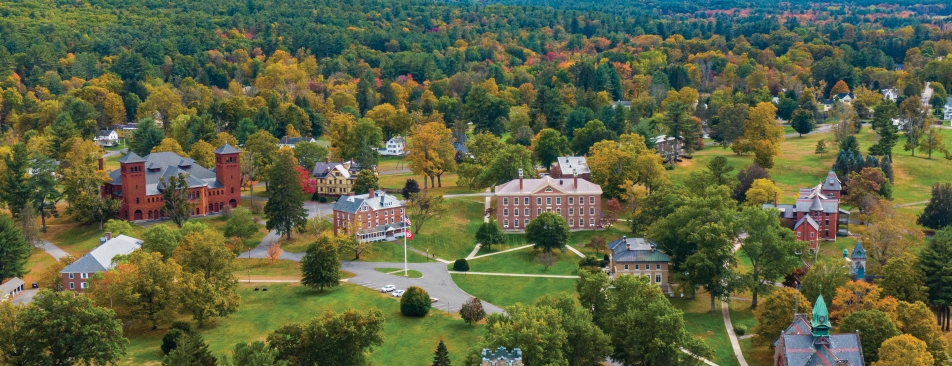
[12,289,38,305]
[341,261,504,314]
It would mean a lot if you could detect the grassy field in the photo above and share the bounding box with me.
[120,283,484,366]
[450,274,577,307]
[22,247,56,285]
[670,292,740,366]
[233,258,300,278]
[374,268,424,278]
[407,199,486,260]
[462,247,582,275]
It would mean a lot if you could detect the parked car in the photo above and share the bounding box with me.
[391,290,405,297]
[431,297,439,303]
[380,285,396,292]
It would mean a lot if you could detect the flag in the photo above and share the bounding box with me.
[404,215,413,240]
[404,215,412,227]
[406,230,413,240]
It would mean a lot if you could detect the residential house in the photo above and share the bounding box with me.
[654,135,683,163]
[0,277,25,302]
[481,347,523,366]
[311,158,373,197]
[608,236,671,293]
[943,97,952,121]
[773,294,864,366]
[833,93,853,104]
[494,169,603,232]
[379,136,406,156]
[95,129,119,147]
[103,144,241,221]
[332,189,408,243]
[116,123,139,139]
[61,233,142,292]
[611,100,631,109]
[764,171,848,253]
[551,156,591,180]
[276,136,318,148]
[882,88,898,102]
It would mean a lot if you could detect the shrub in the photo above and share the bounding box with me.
[161,321,194,354]
[453,259,469,271]
[400,286,431,317]
[734,324,748,336]
[220,204,233,219]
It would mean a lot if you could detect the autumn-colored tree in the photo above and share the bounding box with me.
[267,242,282,264]
[844,168,888,214]
[212,132,239,149]
[588,133,661,198]
[296,165,318,194]
[742,102,784,168]
[918,123,946,159]
[152,138,187,156]
[878,253,928,303]
[188,140,215,168]
[752,287,811,347]
[365,103,413,139]
[831,281,887,321]
[174,226,241,327]
[602,198,621,226]
[585,236,608,255]
[406,122,457,188]
[744,178,781,205]
[60,139,119,229]
[861,200,924,273]
[873,334,933,366]
[830,80,851,98]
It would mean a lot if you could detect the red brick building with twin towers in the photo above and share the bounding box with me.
[102,144,242,221]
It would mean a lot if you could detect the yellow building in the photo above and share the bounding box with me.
[312,159,373,196]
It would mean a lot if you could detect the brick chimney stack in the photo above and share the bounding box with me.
[518,168,524,190]
[98,157,104,171]
[368,188,375,198]
[573,169,578,188]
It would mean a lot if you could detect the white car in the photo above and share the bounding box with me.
[391,290,405,297]
[380,285,396,293]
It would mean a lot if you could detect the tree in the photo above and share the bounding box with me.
[480,303,569,365]
[267,308,384,366]
[223,206,259,244]
[535,293,613,366]
[537,252,556,270]
[161,322,194,355]
[162,332,217,366]
[790,108,815,137]
[870,101,900,157]
[815,139,828,154]
[90,250,182,329]
[745,178,782,206]
[401,179,420,200]
[189,140,216,168]
[526,212,570,253]
[175,228,240,327]
[19,204,41,249]
[588,134,651,198]
[532,129,569,171]
[862,202,923,271]
[570,119,617,155]
[896,300,949,366]
[801,259,851,303]
[293,141,327,172]
[130,118,164,156]
[711,103,748,148]
[840,310,901,363]
[475,144,537,189]
[459,297,486,325]
[585,236,608,255]
[844,168,889,214]
[352,169,379,195]
[918,183,952,229]
[456,132,504,189]
[830,281,888,321]
[37,255,76,291]
[0,215,30,281]
[918,123,946,159]
[733,163,770,202]
[873,334,934,366]
[475,219,505,252]
[830,80,851,97]
[61,139,118,229]
[243,130,279,198]
[878,253,927,303]
[15,290,128,365]
[463,82,509,135]
[365,103,413,140]
[918,227,952,331]
[743,102,784,168]
[300,235,340,292]
[28,151,61,228]
[161,172,196,227]
[142,225,181,259]
[220,341,286,366]
[265,150,308,240]
[407,189,447,235]
[103,219,133,237]
[152,137,187,156]
[406,122,457,188]
[739,207,805,307]
[432,340,451,366]
[0,143,31,218]
[751,288,811,347]
[401,286,432,317]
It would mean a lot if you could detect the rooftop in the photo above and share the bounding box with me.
[62,235,142,274]
[109,151,226,195]
[333,189,404,214]
[556,156,590,175]
[495,176,602,195]
[608,236,670,262]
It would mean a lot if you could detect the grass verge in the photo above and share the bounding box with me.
[450,274,577,308]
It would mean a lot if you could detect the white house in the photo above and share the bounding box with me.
[277,136,318,148]
[944,97,952,121]
[379,136,405,156]
[882,88,898,102]
[95,130,119,147]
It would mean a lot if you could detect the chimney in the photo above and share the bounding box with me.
[368,188,375,198]
[774,192,778,207]
[518,168,524,190]
[573,169,578,188]
[98,157,104,171]
[348,192,354,196]
[325,157,329,163]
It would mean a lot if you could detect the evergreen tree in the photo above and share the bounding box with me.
[0,214,31,281]
[865,154,879,168]
[432,340,451,366]
[28,152,61,228]
[265,150,308,240]
[0,143,31,218]
[919,227,952,331]
[881,156,894,182]
[130,118,164,157]
[162,332,217,366]
[918,183,952,230]
[870,100,900,157]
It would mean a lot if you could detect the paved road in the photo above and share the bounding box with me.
[342,261,504,314]
[37,240,69,260]
[783,123,832,138]
[444,192,494,198]
[12,289,38,305]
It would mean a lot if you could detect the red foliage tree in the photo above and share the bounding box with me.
[296,166,317,194]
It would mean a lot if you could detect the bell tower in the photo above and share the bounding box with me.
[118,152,147,220]
[214,144,241,208]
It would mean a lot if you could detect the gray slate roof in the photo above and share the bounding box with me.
[794,215,819,231]
[0,277,24,295]
[109,152,223,195]
[62,235,142,274]
[823,171,841,191]
[118,151,145,164]
[609,237,670,263]
[777,333,864,366]
[213,143,240,154]
[333,190,404,214]
[312,161,354,179]
[556,156,590,175]
[795,198,838,213]
[851,241,866,259]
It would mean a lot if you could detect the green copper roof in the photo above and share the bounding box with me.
[811,294,831,336]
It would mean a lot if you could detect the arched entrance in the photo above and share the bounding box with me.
[229,199,238,208]
[133,209,143,221]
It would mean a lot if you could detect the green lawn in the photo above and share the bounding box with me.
[377,172,471,195]
[670,293,740,366]
[120,283,484,366]
[376,156,407,172]
[450,274,577,307]
[728,297,773,366]
[462,247,582,275]
[407,199,486,260]
[374,268,424,278]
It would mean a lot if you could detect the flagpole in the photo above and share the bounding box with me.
[404,219,408,277]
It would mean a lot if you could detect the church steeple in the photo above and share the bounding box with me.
[811,293,831,336]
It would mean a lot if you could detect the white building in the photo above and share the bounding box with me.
[882,88,898,102]
[277,136,318,148]
[95,130,119,147]
[379,136,405,156]
[944,97,952,121]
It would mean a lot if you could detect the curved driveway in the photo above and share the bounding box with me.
[341,261,504,314]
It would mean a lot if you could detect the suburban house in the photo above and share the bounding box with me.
[944,97,952,121]
[551,156,591,180]
[332,189,408,243]
[763,171,847,253]
[608,236,671,293]
[611,100,631,109]
[833,93,853,104]
[276,136,318,148]
[102,144,241,221]
[116,123,139,139]
[379,136,406,156]
[61,233,142,292]
[311,158,374,197]
[773,294,864,366]
[654,135,683,163]
[882,88,898,102]
[481,347,523,366]
[95,129,119,147]
[0,277,25,302]
[494,169,603,232]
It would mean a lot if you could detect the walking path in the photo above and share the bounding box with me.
[406,245,451,264]
[722,300,748,366]
[469,244,534,260]
[37,240,69,260]
[466,244,482,259]
[448,271,579,279]
[565,245,586,258]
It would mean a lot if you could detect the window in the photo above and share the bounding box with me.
[545,188,553,192]
[825,230,830,237]
[514,220,520,228]
[515,209,520,216]
[375,212,378,217]
[590,196,595,204]
[589,218,595,226]
[69,273,74,279]
[797,232,801,237]
[556,208,561,215]
[81,282,88,289]
[504,209,509,216]
[537,208,542,215]
[810,232,815,238]
[556,197,561,205]
[524,220,528,227]
[825,220,830,226]
[635,265,640,270]
[624,264,629,270]
[656,264,661,270]
[81,273,88,279]
[569,208,574,216]
[656,275,662,283]
[569,197,574,204]
[504,219,509,227]
[537,198,542,205]
[524,208,529,216]
[524,197,529,205]
[546,197,552,205]
[70,283,75,289]
[503,198,509,205]
[136,198,140,204]
[570,218,574,226]
[590,207,595,215]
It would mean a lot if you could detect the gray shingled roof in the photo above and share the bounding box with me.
[62,235,142,274]
[795,198,838,213]
[213,143,240,154]
[118,151,146,164]
[109,152,222,195]
[608,237,670,262]
[312,162,353,179]
[778,333,864,366]
[495,176,602,195]
[794,215,819,231]
[333,190,404,214]
[823,171,841,191]
[0,277,25,295]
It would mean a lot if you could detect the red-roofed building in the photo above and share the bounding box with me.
[494,169,602,232]
[764,171,848,253]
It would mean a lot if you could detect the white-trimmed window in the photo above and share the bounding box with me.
[514,220,520,228]
[69,273,74,279]
[503,198,509,205]
[537,198,542,205]
[524,209,529,216]
[656,275,662,283]
[569,197,574,204]
[537,208,542,215]
[81,273,88,279]
[589,218,595,226]
[590,207,595,215]
[635,265,640,270]
[556,197,561,205]
[546,197,552,205]
[524,197,529,205]
[70,282,75,289]
[504,219,509,227]
[81,282,88,289]
[624,264,629,270]
[569,207,574,216]
[656,264,661,270]
[504,209,509,216]
[557,208,561,215]
[515,209,520,216]
[570,218,575,226]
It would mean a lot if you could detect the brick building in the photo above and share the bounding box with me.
[608,236,671,293]
[61,233,142,292]
[773,294,863,366]
[332,189,408,243]
[550,156,590,179]
[494,169,602,232]
[764,171,847,252]
[103,144,241,221]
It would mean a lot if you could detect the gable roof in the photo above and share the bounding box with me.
[556,156,590,175]
[495,176,602,195]
[213,143,240,154]
[794,215,819,231]
[333,190,404,214]
[62,235,142,274]
[0,277,24,295]
[608,237,670,262]
[109,152,222,195]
